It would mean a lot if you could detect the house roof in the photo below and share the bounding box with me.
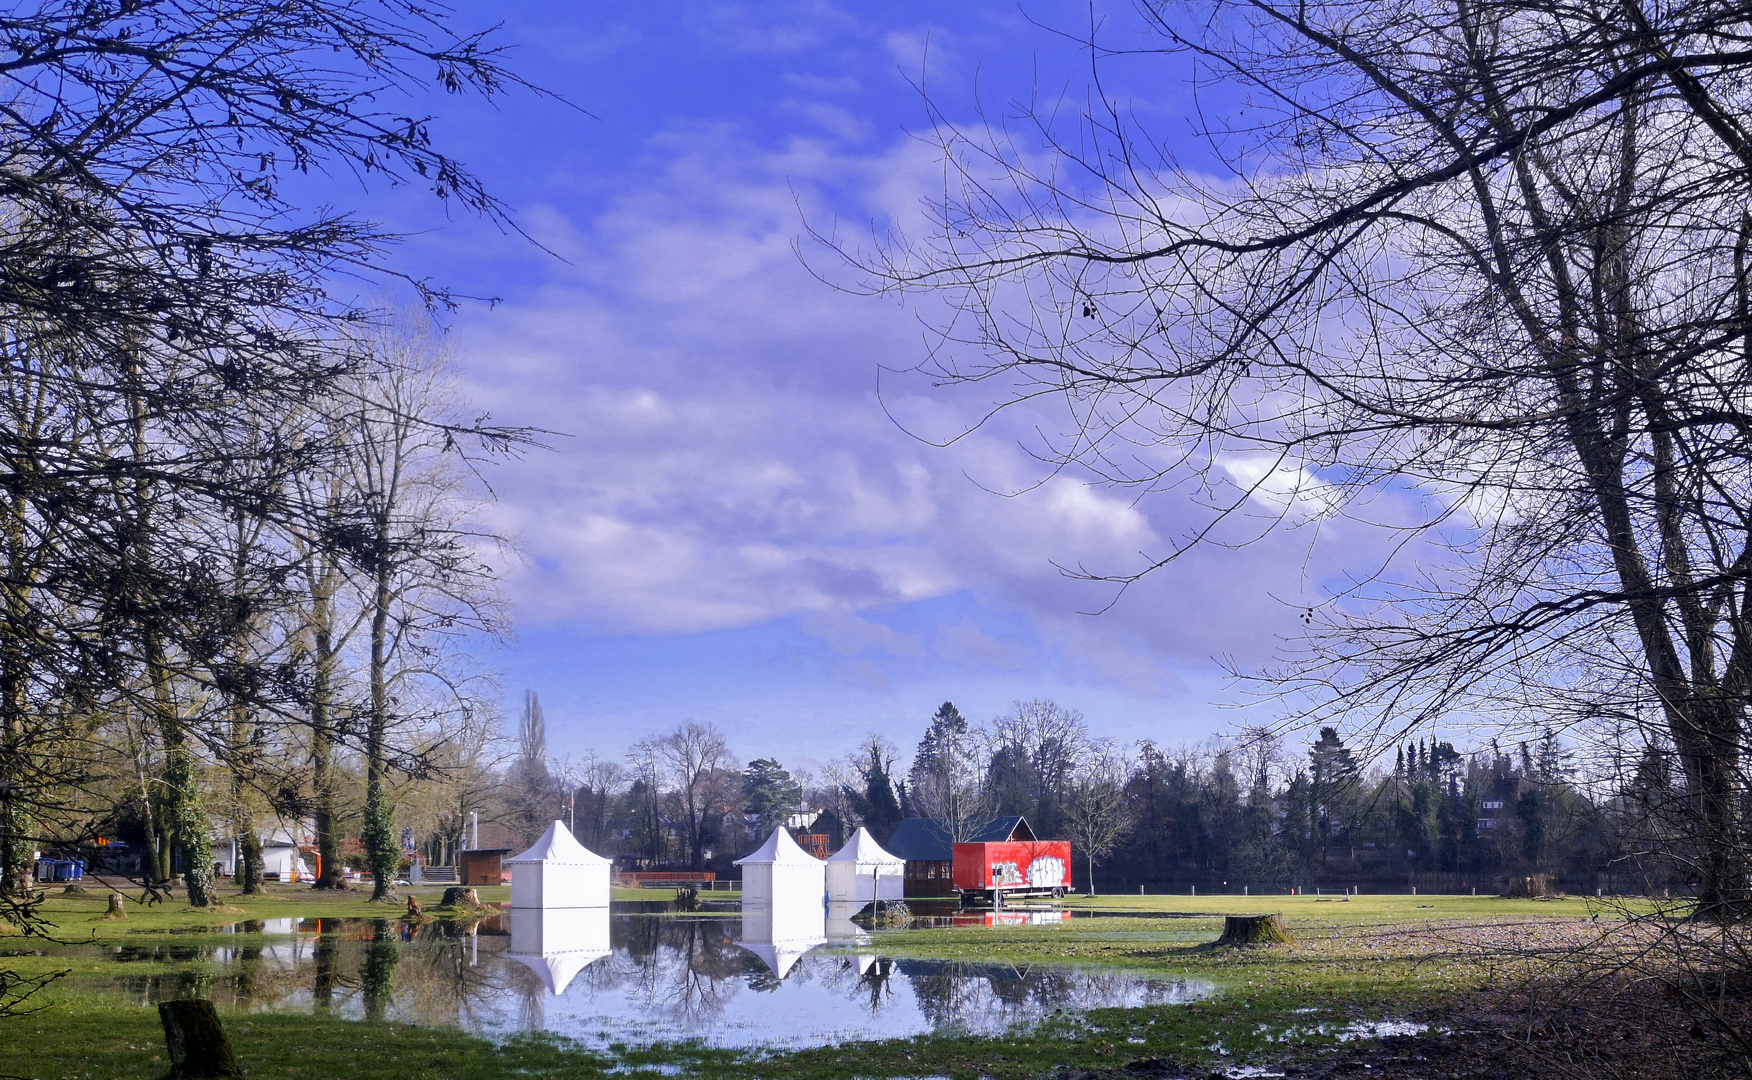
[825,826,905,866]
[506,821,611,866]
[884,816,1035,862]
[734,826,823,866]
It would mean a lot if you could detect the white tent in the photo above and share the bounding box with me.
[261,843,310,883]
[506,906,612,995]
[824,827,906,904]
[736,899,825,979]
[734,827,825,914]
[507,821,612,908]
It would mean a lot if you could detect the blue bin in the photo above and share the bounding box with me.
[33,858,84,882]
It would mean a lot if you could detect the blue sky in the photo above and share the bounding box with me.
[361,0,1367,775]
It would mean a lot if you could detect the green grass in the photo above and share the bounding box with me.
[0,890,1628,1080]
[0,883,736,939]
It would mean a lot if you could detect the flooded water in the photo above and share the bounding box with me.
[77,908,1215,1050]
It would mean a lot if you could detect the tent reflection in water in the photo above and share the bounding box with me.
[737,896,826,979]
[506,906,611,994]
[824,826,905,905]
[825,901,878,978]
[505,821,614,995]
[734,828,827,978]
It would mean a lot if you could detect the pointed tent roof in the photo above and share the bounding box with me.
[734,826,823,866]
[506,820,612,866]
[825,826,905,866]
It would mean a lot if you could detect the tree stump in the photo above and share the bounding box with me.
[440,886,480,908]
[105,893,127,920]
[672,886,702,911]
[1215,913,1293,946]
[1502,875,1552,898]
[405,895,423,918]
[158,999,244,1079]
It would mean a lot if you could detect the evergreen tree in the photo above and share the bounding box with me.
[744,758,802,834]
[910,702,968,788]
[1307,728,1360,864]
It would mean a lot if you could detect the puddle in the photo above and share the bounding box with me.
[57,911,1215,1050]
[1255,1018,1431,1044]
[1333,1020,1429,1041]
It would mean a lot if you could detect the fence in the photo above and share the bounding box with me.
[615,872,731,890]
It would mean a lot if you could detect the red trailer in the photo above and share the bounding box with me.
[952,840,1072,904]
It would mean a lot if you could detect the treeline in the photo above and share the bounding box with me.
[0,0,531,910]
[539,699,1686,893]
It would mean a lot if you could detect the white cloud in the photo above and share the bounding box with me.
[452,117,1417,694]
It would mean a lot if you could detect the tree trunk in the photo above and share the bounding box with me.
[307,570,345,892]
[154,634,212,909]
[1216,913,1293,946]
[364,537,395,901]
[238,830,263,895]
[157,999,244,1079]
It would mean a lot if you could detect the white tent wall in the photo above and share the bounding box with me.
[510,860,610,909]
[825,860,905,903]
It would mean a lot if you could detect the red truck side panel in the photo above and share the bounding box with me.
[951,841,1073,892]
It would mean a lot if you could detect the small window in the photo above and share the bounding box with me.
[1482,800,1504,810]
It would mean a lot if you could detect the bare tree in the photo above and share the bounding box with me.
[505,689,561,843]
[855,0,1752,909]
[0,0,543,914]
[1065,741,1134,897]
[290,465,356,892]
[519,691,548,767]
[334,306,510,899]
[626,737,667,865]
[574,753,626,849]
[911,715,995,843]
[656,723,735,871]
[983,700,1089,835]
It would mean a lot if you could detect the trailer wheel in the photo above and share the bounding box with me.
[1052,887,1065,899]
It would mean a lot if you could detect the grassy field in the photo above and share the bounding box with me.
[0,889,1635,1080]
[1,881,737,935]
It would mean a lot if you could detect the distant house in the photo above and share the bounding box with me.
[1477,775,1528,833]
[884,816,1037,897]
[783,809,846,858]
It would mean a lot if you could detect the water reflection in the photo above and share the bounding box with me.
[77,911,1214,1049]
[736,899,826,980]
[506,908,611,995]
